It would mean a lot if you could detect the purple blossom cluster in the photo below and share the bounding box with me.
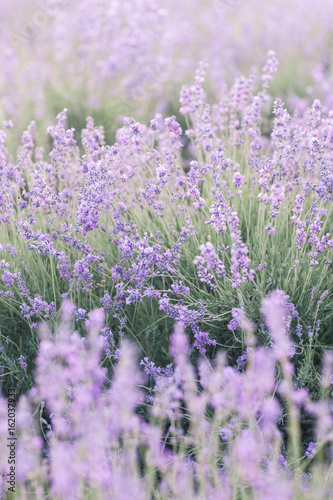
[0,55,332,373]
[0,2,333,498]
[193,242,225,291]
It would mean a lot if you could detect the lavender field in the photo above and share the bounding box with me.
[0,1,333,499]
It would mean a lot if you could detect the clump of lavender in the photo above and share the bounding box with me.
[17,355,27,371]
[0,52,333,496]
[0,293,332,498]
[0,63,331,405]
[193,242,225,291]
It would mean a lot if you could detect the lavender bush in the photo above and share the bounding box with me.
[0,292,332,499]
[1,1,333,497]
[0,54,332,398]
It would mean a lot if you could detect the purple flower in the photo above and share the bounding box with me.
[304,442,316,459]
[193,331,216,354]
[262,50,279,90]
[227,308,244,331]
[18,355,27,370]
[233,172,246,187]
[75,308,86,321]
[261,290,295,360]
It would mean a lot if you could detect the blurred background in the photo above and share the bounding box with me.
[1,0,333,146]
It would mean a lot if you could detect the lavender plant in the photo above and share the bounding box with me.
[1,54,332,401]
[1,1,333,497]
[0,292,332,499]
